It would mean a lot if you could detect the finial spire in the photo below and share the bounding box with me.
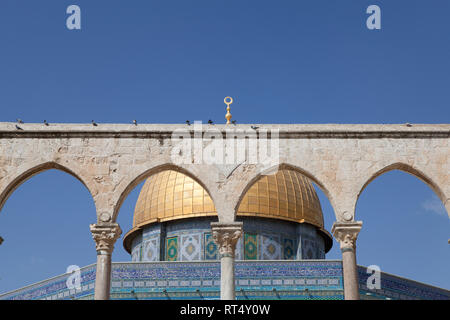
[224,96,233,124]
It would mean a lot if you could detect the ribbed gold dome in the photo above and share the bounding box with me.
[238,169,324,228]
[132,170,217,228]
[131,169,324,228]
[123,169,330,253]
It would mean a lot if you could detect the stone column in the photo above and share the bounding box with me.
[331,221,362,300]
[211,222,243,300]
[90,223,122,300]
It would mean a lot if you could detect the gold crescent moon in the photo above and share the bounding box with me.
[224,96,233,105]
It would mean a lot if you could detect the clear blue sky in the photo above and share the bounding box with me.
[0,1,449,293]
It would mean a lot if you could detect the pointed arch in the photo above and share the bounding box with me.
[0,161,96,214]
[233,163,339,221]
[112,163,215,222]
[355,162,448,218]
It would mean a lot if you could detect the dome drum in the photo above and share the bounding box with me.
[129,217,328,262]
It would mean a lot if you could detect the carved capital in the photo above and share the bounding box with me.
[331,221,362,252]
[211,222,243,258]
[90,223,122,254]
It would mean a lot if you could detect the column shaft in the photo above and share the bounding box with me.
[90,223,122,300]
[331,221,362,301]
[341,247,359,300]
[94,252,112,300]
[220,256,235,300]
[211,222,243,300]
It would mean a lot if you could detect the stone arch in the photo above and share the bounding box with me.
[112,163,217,223]
[0,160,96,214]
[232,163,339,221]
[355,162,449,219]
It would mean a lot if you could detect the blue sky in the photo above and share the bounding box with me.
[0,1,449,293]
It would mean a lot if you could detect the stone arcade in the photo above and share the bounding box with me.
[0,122,449,300]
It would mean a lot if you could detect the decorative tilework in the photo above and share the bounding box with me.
[283,238,295,260]
[131,244,141,262]
[180,234,201,261]
[301,238,319,260]
[261,234,281,260]
[3,261,448,300]
[0,264,96,300]
[138,217,327,261]
[244,233,258,260]
[142,238,159,262]
[204,233,217,260]
[357,266,450,300]
[166,237,178,261]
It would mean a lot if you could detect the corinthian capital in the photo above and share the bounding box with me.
[331,221,362,252]
[90,223,122,254]
[211,222,243,258]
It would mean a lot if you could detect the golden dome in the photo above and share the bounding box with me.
[237,169,324,227]
[124,169,330,252]
[132,170,217,228]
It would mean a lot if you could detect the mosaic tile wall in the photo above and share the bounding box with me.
[130,217,327,261]
[110,260,344,300]
[204,233,217,260]
[0,264,97,300]
[1,261,449,300]
[297,224,326,260]
[357,266,450,300]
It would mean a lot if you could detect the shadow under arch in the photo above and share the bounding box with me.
[355,162,448,219]
[112,163,216,223]
[232,163,339,222]
[0,161,96,214]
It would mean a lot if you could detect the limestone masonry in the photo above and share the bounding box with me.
[0,122,448,300]
[1,123,448,223]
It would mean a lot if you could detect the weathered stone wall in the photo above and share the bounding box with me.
[0,123,448,225]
